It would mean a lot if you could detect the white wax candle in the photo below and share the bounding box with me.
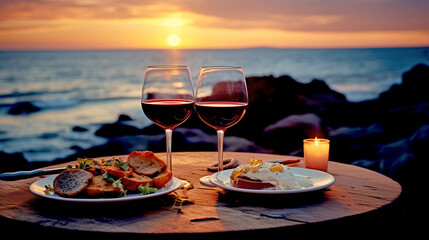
[303,138,330,172]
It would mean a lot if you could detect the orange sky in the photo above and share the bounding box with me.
[1,0,429,50]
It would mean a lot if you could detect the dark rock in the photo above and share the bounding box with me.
[140,124,164,135]
[259,113,328,155]
[352,124,429,177]
[72,126,88,132]
[70,145,84,151]
[117,114,133,122]
[235,75,347,140]
[383,102,429,140]
[8,101,41,115]
[174,128,270,153]
[329,123,386,163]
[0,151,29,173]
[38,133,58,139]
[263,113,327,138]
[378,63,429,107]
[95,122,141,138]
[322,63,429,128]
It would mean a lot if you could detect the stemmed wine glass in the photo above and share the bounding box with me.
[141,65,194,172]
[195,66,248,185]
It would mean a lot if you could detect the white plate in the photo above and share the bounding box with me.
[209,167,335,194]
[29,175,182,203]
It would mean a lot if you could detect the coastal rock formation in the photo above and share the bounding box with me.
[2,64,428,188]
[7,101,41,115]
[2,63,426,235]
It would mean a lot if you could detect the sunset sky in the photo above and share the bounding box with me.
[1,0,429,50]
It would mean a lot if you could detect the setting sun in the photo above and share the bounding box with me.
[167,34,181,47]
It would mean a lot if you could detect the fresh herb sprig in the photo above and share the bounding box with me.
[44,184,54,195]
[113,158,129,171]
[102,172,127,197]
[77,158,98,170]
[138,183,157,195]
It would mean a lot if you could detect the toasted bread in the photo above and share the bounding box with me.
[53,169,93,197]
[86,175,122,197]
[105,165,132,178]
[231,176,275,190]
[128,151,167,176]
[152,169,172,188]
[122,172,153,191]
[86,166,106,176]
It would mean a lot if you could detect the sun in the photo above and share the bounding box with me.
[167,34,181,47]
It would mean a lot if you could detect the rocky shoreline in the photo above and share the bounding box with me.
[1,63,427,236]
[2,64,429,185]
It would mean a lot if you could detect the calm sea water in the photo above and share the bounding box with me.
[1,47,428,162]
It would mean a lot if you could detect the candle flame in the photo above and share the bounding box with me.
[315,137,318,146]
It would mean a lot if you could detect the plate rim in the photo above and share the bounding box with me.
[29,175,182,203]
[209,167,335,194]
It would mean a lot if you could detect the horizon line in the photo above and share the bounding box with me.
[1,45,429,52]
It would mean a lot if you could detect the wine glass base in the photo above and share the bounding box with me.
[199,175,216,187]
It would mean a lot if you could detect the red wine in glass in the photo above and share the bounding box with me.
[195,101,247,131]
[142,99,194,129]
[141,65,194,172]
[195,66,248,186]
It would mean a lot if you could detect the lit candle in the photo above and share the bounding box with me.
[303,137,330,172]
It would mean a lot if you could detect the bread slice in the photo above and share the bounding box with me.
[53,169,93,197]
[122,172,153,191]
[86,175,122,197]
[128,151,167,176]
[86,166,106,176]
[152,169,172,188]
[104,165,132,178]
[231,176,275,190]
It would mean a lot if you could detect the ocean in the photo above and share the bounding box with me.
[1,47,429,163]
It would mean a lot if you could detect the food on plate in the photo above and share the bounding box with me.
[128,151,167,176]
[122,172,153,191]
[230,158,301,190]
[278,159,300,165]
[49,151,172,198]
[105,165,132,178]
[53,169,93,197]
[86,175,122,197]
[152,169,173,188]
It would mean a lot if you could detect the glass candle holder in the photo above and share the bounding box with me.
[303,138,330,172]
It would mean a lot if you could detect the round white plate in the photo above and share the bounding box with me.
[209,167,335,194]
[30,175,182,203]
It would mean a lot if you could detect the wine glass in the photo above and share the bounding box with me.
[141,65,194,172]
[195,66,248,185]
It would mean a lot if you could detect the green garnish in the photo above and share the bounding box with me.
[44,184,54,195]
[101,157,129,171]
[77,158,98,170]
[113,158,129,171]
[112,178,127,198]
[103,172,116,182]
[138,183,157,195]
[102,172,127,197]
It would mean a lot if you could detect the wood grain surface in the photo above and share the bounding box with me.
[0,152,401,239]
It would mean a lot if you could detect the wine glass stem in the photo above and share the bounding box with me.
[165,128,173,172]
[217,129,224,172]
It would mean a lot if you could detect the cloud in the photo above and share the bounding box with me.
[0,0,174,21]
[177,0,429,32]
[1,0,429,32]
[0,20,74,34]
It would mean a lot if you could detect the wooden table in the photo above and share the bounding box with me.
[0,152,401,239]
